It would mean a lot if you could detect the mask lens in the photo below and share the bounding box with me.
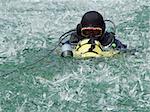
[93,29,101,35]
[82,29,92,36]
[81,27,102,37]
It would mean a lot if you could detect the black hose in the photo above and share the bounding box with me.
[1,29,76,78]
[105,20,116,34]
[59,29,76,41]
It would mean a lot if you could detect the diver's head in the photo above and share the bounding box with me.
[77,11,106,39]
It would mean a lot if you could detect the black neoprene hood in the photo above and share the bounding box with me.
[81,11,106,34]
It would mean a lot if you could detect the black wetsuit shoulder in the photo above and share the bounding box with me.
[69,32,80,44]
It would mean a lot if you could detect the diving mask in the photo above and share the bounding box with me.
[81,27,103,37]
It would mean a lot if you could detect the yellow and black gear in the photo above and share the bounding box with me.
[73,39,119,58]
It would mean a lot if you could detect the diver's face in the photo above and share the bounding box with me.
[81,27,103,38]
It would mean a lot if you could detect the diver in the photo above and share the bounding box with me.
[60,11,127,57]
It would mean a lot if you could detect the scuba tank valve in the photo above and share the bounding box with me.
[61,43,73,57]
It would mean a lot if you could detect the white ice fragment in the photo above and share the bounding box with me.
[43,92,46,99]
[0,107,2,112]
[35,76,53,86]
[59,91,75,101]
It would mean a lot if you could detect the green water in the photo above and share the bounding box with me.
[0,0,150,112]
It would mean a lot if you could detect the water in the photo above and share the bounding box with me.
[0,0,150,112]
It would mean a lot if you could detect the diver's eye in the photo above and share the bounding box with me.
[81,27,102,37]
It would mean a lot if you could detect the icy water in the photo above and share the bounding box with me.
[0,0,150,112]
